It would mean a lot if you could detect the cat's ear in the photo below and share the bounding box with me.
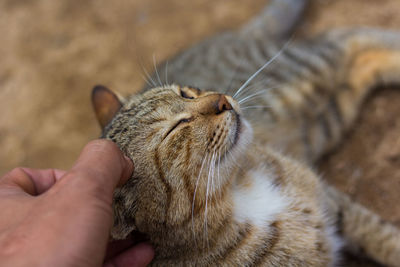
[91,85,122,128]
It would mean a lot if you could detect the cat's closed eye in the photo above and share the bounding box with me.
[164,117,193,139]
[179,87,202,99]
[180,90,194,99]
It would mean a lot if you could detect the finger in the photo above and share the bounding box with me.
[105,239,135,261]
[0,168,36,195]
[65,139,134,196]
[103,243,154,267]
[21,168,66,194]
[0,168,65,196]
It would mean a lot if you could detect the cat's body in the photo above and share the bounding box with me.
[91,0,400,266]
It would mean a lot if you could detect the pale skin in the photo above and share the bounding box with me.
[0,139,154,267]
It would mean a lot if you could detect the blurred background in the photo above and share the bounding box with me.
[1,0,400,265]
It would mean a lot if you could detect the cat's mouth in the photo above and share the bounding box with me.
[233,112,241,146]
[226,107,252,156]
[218,110,245,158]
[208,96,250,161]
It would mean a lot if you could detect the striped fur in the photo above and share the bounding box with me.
[96,0,400,266]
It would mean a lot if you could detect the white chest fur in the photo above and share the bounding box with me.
[232,168,288,228]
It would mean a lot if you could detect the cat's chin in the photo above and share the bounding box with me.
[236,115,253,149]
[223,113,252,162]
[229,97,253,152]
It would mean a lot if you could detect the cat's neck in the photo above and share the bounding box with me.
[149,148,288,263]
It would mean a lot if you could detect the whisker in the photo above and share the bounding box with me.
[204,151,215,249]
[241,105,272,110]
[226,149,240,169]
[224,64,241,95]
[238,86,280,106]
[217,150,221,197]
[210,150,216,196]
[142,64,157,87]
[140,73,153,88]
[232,38,292,99]
[153,54,163,86]
[134,48,157,88]
[165,60,169,85]
[192,152,209,245]
[233,78,267,100]
[210,150,218,247]
[235,78,278,99]
[238,89,268,104]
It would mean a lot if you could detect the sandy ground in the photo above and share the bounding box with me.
[1,0,400,265]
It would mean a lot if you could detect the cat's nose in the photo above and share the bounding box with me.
[195,94,233,115]
[217,94,233,114]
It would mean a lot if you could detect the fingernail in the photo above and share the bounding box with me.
[118,155,134,186]
[123,154,134,177]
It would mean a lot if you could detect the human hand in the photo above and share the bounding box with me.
[0,139,154,267]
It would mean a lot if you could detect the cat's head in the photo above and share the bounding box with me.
[92,84,252,239]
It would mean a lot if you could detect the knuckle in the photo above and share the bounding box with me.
[8,168,28,178]
[86,139,119,153]
[2,168,29,184]
[0,168,36,194]
[63,170,109,197]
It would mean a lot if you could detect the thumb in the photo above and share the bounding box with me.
[57,139,134,198]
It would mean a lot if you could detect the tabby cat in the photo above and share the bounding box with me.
[91,0,400,266]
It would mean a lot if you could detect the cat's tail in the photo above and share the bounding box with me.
[324,185,400,267]
[240,0,309,40]
[326,28,400,128]
[275,28,400,163]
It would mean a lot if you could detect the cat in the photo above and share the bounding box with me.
[91,0,400,266]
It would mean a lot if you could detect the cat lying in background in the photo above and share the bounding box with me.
[92,0,400,266]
